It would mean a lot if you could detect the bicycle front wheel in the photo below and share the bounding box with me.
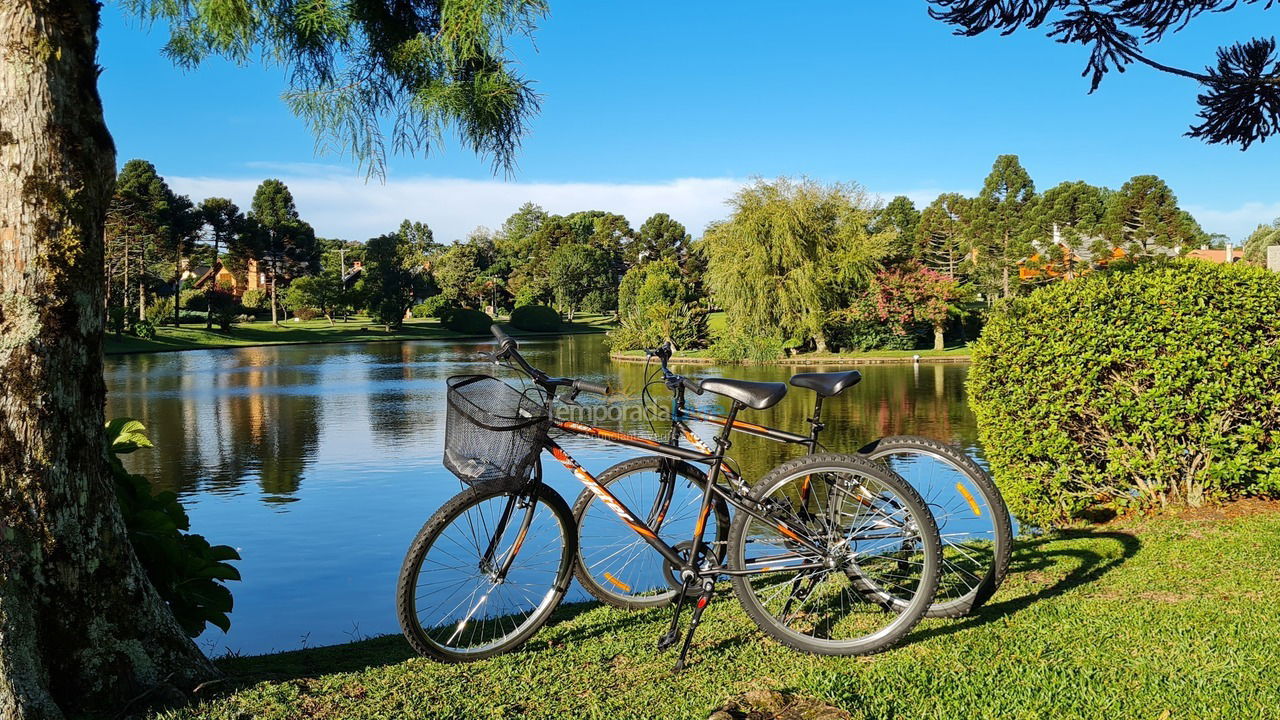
[397,482,575,662]
[728,453,940,656]
[860,436,1012,618]
[573,456,729,609]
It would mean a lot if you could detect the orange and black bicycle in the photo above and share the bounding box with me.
[397,326,942,669]
[572,342,1013,620]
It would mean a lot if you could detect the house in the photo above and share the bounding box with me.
[1184,247,1243,264]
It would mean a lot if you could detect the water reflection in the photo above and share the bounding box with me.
[104,335,978,655]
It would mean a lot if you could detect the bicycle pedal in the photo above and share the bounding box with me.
[656,629,681,651]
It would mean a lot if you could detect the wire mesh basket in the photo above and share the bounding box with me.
[443,375,549,488]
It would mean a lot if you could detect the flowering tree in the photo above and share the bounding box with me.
[859,262,966,351]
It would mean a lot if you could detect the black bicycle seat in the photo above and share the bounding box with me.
[696,378,787,410]
[788,370,862,397]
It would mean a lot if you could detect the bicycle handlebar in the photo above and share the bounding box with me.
[645,342,700,394]
[489,324,609,396]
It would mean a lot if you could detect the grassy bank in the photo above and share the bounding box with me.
[105,314,614,355]
[158,502,1280,720]
[610,345,972,365]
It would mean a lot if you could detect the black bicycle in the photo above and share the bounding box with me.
[572,342,1012,619]
[397,326,942,669]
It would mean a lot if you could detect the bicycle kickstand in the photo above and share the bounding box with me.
[673,579,715,672]
[657,578,693,652]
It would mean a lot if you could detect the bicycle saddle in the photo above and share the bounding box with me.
[696,378,787,410]
[788,370,862,397]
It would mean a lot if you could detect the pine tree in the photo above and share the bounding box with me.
[969,155,1036,299]
[917,193,973,279]
[249,179,318,325]
[1101,175,1203,257]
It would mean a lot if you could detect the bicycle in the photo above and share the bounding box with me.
[397,326,942,669]
[572,342,1012,619]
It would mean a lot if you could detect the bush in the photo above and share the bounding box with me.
[131,319,156,340]
[145,297,174,326]
[708,328,785,364]
[607,303,709,352]
[240,288,268,312]
[510,304,561,332]
[293,307,321,322]
[108,306,127,335]
[968,260,1280,527]
[412,294,456,320]
[180,288,205,311]
[443,308,494,334]
[106,419,240,636]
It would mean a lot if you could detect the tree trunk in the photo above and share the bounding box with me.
[205,240,217,330]
[173,248,181,327]
[269,256,279,325]
[0,4,217,719]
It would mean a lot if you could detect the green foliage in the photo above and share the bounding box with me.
[509,304,561,332]
[708,328,786,364]
[240,288,268,312]
[872,195,922,262]
[609,259,708,351]
[146,297,175,326]
[363,224,438,329]
[1100,175,1202,257]
[826,320,921,352]
[1243,218,1280,265]
[106,419,240,636]
[131,0,547,176]
[412,294,458,320]
[840,262,969,350]
[250,179,319,289]
[918,193,972,278]
[548,243,617,316]
[702,177,891,352]
[284,274,343,322]
[968,154,1036,299]
[132,319,157,340]
[632,212,691,266]
[179,288,205,310]
[969,260,1280,527]
[443,308,494,334]
[108,306,127,335]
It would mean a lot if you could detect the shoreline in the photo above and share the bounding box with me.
[105,318,613,356]
[608,351,972,366]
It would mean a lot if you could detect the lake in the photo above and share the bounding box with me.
[104,333,978,656]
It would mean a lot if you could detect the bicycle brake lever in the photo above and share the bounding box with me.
[562,388,582,406]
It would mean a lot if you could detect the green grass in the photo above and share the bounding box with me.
[105,314,614,355]
[611,345,971,364]
[159,503,1280,719]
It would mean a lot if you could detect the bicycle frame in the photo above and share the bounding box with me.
[545,417,831,577]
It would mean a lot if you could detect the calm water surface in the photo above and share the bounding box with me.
[104,334,979,655]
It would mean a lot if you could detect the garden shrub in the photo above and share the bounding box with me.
[108,306,127,335]
[413,294,456,320]
[107,419,240,636]
[709,328,785,364]
[968,260,1280,527]
[240,288,268,312]
[444,308,494,334]
[145,297,175,326]
[180,288,205,310]
[293,307,321,322]
[131,319,156,340]
[510,304,561,332]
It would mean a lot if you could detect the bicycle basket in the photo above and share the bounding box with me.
[443,374,549,488]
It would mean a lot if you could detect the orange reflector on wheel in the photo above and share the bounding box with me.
[603,572,631,593]
[956,482,982,516]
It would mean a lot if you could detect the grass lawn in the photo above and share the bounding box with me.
[611,345,972,365]
[105,314,614,355]
[158,502,1280,720]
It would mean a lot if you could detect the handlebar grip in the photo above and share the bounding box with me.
[573,379,610,396]
[490,324,517,353]
[681,377,703,395]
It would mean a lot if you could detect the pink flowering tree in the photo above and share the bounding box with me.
[860,262,966,351]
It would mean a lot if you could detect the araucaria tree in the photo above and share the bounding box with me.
[364,224,438,329]
[970,154,1036,299]
[917,193,973,278]
[702,177,892,352]
[926,0,1280,149]
[1101,175,1205,256]
[1024,181,1109,278]
[249,179,318,325]
[0,1,545,717]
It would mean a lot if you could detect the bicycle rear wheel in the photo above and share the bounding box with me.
[397,481,575,662]
[860,436,1012,618]
[728,453,940,656]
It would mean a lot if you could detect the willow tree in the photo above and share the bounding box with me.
[0,2,544,718]
[702,177,891,352]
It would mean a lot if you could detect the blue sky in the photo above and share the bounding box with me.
[97,1,1279,243]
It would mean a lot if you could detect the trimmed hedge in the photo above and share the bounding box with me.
[444,308,494,334]
[968,260,1280,527]
[509,304,561,332]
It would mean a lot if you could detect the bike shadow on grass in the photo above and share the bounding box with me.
[903,528,1142,644]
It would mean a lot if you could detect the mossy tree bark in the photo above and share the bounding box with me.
[0,2,216,718]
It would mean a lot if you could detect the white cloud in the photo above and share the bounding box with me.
[168,173,748,243]
[1183,201,1280,241]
